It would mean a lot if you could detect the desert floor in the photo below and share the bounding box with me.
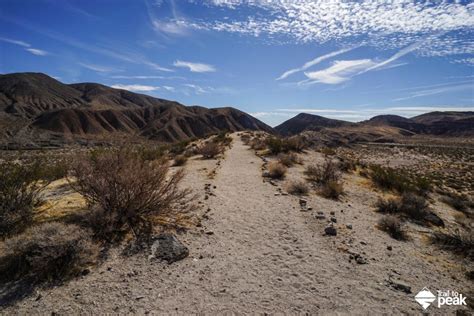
[1,133,471,315]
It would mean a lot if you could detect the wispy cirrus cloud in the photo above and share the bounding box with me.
[0,36,49,56]
[277,46,357,80]
[79,63,119,73]
[393,83,474,101]
[302,59,376,85]
[111,84,160,92]
[174,60,216,72]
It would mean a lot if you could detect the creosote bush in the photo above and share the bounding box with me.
[368,165,431,196]
[286,180,309,195]
[0,222,99,283]
[199,142,221,159]
[69,147,193,241]
[265,136,308,154]
[378,215,407,240]
[304,158,341,185]
[319,180,344,199]
[267,162,287,179]
[0,159,50,238]
[277,152,300,167]
[173,155,188,166]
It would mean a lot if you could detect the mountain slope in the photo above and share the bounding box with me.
[275,113,353,136]
[0,73,273,144]
[362,114,426,133]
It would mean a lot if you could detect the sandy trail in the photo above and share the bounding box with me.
[2,134,470,314]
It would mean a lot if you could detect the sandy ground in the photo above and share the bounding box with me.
[1,134,472,315]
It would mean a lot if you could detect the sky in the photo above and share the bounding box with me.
[1,0,473,126]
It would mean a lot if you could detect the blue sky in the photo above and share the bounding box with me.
[1,0,473,126]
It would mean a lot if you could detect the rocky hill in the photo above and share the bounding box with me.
[0,73,273,146]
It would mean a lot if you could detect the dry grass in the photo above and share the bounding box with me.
[286,180,309,195]
[277,152,300,167]
[69,147,194,241]
[378,215,407,240]
[0,222,99,283]
[431,231,474,260]
[199,142,221,159]
[319,180,344,199]
[267,162,287,179]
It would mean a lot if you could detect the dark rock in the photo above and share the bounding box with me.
[330,217,337,223]
[324,225,337,236]
[330,211,335,215]
[424,212,444,227]
[149,234,189,263]
[388,279,412,293]
[346,224,352,229]
[315,214,326,220]
[387,246,393,251]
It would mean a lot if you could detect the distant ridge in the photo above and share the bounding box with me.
[0,72,273,145]
[276,111,474,137]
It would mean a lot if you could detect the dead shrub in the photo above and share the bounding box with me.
[0,159,49,238]
[249,138,266,150]
[267,162,287,179]
[304,158,341,185]
[277,152,300,167]
[173,155,188,166]
[0,222,99,283]
[286,180,309,195]
[378,215,407,240]
[199,142,221,159]
[69,147,193,241]
[319,180,344,199]
[441,194,473,216]
[431,230,473,260]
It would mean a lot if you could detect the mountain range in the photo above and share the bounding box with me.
[0,72,472,148]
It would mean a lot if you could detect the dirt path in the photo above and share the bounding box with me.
[3,134,469,314]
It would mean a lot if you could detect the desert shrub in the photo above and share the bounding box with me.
[137,146,167,161]
[284,136,308,152]
[277,152,300,167]
[320,147,336,156]
[169,141,190,156]
[375,197,400,214]
[199,142,221,159]
[69,147,193,241]
[441,194,473,215]
[304,158,341,185]
[368,165,431,195]
[0,159,49,238]
[399,193,430,220]
[431,231,473,260]
[378,215,407,240]
[173,155,188,166]
[250,138,266,150]
[369,165,411,193]
[319,180,344,199]
[267,162,287,179]
[213,131,232,146]
[266,137,284,154]
[337,157,357,173]
[286,180,309,195]
[0,222,99,283]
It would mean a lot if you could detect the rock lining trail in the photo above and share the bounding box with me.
[2,134,470,315]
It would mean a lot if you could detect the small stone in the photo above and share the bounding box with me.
[387,246,392,251]
[315,214,326,220]
[324,225,337,236]
[330,211,335,215]
[330,217,337,223]
[307,207,313,211]
[274,193,281,196]
[346,224,353,229]
[356,256,367,264]
[205,231,214,235]
[299,199,307,206]
[389,280,412,293]
[149,234,189,264]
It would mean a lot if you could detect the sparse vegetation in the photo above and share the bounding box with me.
[286,180,309,195]
[173,154,188,166]
[69,147,193,241]
[0,222,99,283]
[431,230,473,260]
[319,180,344,199]
[441,194,473,216]
[267,162,287,179]
[277,152,300,167]
[375,193,443,226]
[0,159,50,238]
[368,165,431,196]
[378,215,407,240]
[304,158,341,185]
[199,142,221,159]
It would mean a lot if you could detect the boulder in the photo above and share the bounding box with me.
[149,234,189,263]
[324,225,337,236]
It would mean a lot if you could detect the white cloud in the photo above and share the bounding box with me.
[393,83,474,101]
[79,63,118,73]
[193,1,473,56]
[111,84,160,92]
[152,19,189,35]
[0,37,30,47]
[174,60,216,72]
[277,46,357,80]
[183,83,208,94]
[303,59,375,85]
[25,48,48,56]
